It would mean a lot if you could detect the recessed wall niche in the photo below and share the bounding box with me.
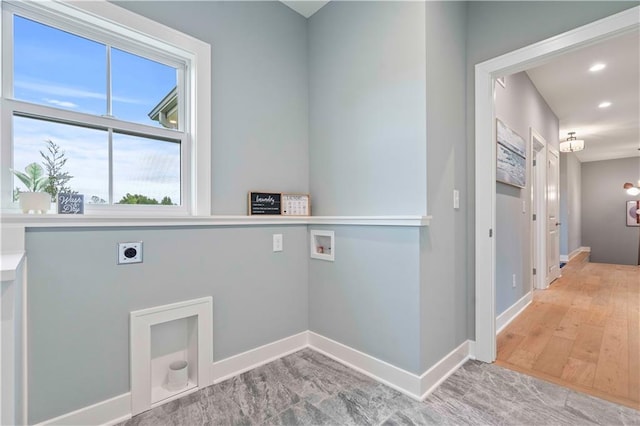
[130,297,213,415]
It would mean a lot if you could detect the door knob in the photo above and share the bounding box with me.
[556,222,561,226]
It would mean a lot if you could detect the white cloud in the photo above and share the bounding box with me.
[15,80,146,105]
[45,98,78,108]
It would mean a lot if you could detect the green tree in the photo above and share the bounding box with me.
[118,193,160,204]
[40,140,74,200]
[160,196,174,205]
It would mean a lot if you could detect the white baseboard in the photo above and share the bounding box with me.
[35,392,131,426]
[561,246,590,263]
[308,331,475,401]
[308,331,423,398]
[496,291,533,334]
[211,331,308,384]
[37,331,475,425]
[418,340,474,400]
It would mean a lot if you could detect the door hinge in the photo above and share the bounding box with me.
[533,268,537,275]
[489,228,493,238]
[532,213,536,221]
[533,159,537,167]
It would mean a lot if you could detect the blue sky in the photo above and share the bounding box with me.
[12,15,181,204]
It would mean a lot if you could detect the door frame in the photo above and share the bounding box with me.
[474,6,639,363]
[530,128,546,291]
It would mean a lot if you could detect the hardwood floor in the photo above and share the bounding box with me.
[496,252,640,410]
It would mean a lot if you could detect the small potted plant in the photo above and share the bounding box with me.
[12,162,52,213]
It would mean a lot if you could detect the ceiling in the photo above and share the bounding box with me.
[526,30,640,163]
[281,1,329,18]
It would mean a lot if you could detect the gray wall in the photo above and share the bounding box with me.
[114,1,310,214]
[308,226,422,373]
[307,1,426,374]
[26,226,308,423]
[494,71,558,315]
[466,1,635,320]
[306,1,469,376]
[582,157,640,265]
[420,1,469,372]
[560,152,582,256]
[308,1,427,215]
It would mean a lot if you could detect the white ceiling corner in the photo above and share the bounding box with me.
[280,1,330,18]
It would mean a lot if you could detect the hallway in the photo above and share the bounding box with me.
[496,253,640,410]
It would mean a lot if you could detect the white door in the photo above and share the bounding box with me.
[547,148,561,284]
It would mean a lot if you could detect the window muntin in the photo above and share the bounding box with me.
[3,2,193,211]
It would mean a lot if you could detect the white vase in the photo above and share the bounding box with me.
[19,192,51,214]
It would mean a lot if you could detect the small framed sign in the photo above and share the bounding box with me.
[282,193,310,216]
[57,193,84,214]
[248,192,282,215]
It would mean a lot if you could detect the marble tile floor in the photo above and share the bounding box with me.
[120,348,639,426]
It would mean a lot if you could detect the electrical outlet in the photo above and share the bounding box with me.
[118,242,143,264]
[273,234,283,252]
[512,273,516,288]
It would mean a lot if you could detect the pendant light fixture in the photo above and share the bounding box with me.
[624,181,640,196]
[559,132,585,153]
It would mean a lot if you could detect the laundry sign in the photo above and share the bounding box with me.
[248,192,282,215]
[57,193,84,214]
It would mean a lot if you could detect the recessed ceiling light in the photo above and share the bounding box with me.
[589,63,606,72]
[598,101,612,108]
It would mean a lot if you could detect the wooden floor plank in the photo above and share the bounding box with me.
[571,323,604,364]
[561,357,596,388]
[532,335,574,378]
[593,317,629,399]
[496,256,640,410]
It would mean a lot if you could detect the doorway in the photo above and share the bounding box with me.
[474,7,639,363]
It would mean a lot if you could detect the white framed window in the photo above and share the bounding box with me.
[1,0,211,216]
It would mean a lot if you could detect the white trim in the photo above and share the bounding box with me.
[212,331,308,384]
[418,340,475,400]
[474,6,640,363]
[0,214,432,228]
[496,292,533,335]
[0,251,24,281]
[308,331,475,401]
[562,246,591,262]
[309,229,335,261]
[34,393,131,426]
[308,331,423,398]
[130,297,213,416]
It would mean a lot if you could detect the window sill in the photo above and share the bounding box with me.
[0,213,431,228]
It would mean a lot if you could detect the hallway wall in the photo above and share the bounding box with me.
[582,157,640,265]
